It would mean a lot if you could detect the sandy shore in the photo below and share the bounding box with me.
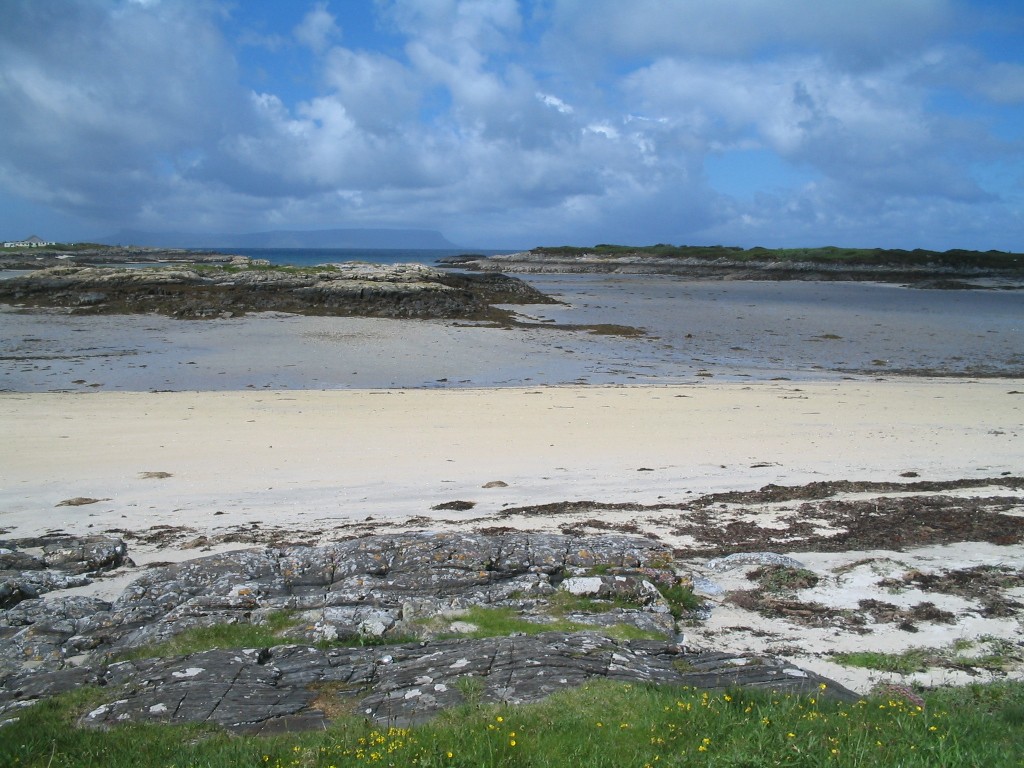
[2,379,1023,694]
[2,380,1021,540]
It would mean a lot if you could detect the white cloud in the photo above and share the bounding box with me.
[537,92,573,114]
[293,2,340,53]
[322,47,421,132]
[544,0,955,66]
[0,0,1021,249]
[621,54,990,202]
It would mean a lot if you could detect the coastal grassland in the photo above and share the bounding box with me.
[832,635,1021,675]
[3,680,1022,767]
[532,243,1024,269]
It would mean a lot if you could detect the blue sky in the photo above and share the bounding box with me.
[1,0,1023,249]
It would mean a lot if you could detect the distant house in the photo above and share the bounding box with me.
[3,235,56,248]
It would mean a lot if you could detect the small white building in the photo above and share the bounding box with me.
[3,235,56,248]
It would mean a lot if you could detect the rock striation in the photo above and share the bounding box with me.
[1,535,129,610]
[0,262,555,320]
[0,532,857,731]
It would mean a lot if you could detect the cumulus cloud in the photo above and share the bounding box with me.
[293,2,340,53]
[0,0,1021,248]
[543,0,955,66]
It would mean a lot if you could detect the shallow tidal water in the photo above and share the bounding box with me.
[0,273,1021,392]
[519,274,1024,380]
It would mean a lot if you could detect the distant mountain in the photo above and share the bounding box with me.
[104,228,461,250]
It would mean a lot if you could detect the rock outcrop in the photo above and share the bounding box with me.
[441,251,1024,287]
[0,532,858,730]
[0,262,555,320]
[1,535,128,609]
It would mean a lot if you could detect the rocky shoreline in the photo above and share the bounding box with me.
[0,531,855,731]
[441,251,1024,288]
[0,246,240,271]
[0,261,554,320]
[2,476,1021,731]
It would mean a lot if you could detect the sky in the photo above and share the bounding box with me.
[1,0,1023,250]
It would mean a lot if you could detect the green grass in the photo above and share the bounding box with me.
[833,636,1020,674]
[656,582,704,619]
[4,680,1023,767]
[114,612,419,661]
[441,605,663,642]
[114,611,300,661]
[547,590,632,615]
[832,648,935,675]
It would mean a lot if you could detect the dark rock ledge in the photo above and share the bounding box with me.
[0,261,555,320]
[441,251,1024,288]
[0,532,856,732]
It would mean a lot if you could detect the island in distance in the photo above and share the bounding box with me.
[442,243,1024,289]
[103,227,461,250]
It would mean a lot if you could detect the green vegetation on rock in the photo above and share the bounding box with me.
[436,605,663,642]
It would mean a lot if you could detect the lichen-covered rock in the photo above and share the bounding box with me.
[0,263,555,320]
[3,533,682,673]
[705,552,807,572]
[0,537,126,609]
[63,636,856,731]
[0,532,861,731]
[41,536,128,575]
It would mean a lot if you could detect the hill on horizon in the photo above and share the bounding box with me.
[104,228,461,250]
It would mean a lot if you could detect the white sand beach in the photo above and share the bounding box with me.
[2,380,1020,542]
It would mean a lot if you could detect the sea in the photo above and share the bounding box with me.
[212,247,510,267]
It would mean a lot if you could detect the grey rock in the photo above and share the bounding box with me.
[41,536,128,575]
[64,636,856,731]
[691,575,726,596]
[0,536,125,609]
[0,533,686,675]
[0,532,859,732]
[560,574,662,605]
[705,553,807,572]
[0,263,555,320]
[0,550,45,571]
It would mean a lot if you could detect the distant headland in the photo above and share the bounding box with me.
[442,244,1024,289]
[103,227,461,250]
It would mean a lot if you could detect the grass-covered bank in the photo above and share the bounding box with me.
[3,680,1022,767]
[530,244,1024,269]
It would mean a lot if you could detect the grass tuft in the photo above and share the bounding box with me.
[4,680,1024,767]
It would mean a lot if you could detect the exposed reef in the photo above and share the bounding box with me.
[442,245,1024,288]
[0,261,555,320]
[0,245,241,271]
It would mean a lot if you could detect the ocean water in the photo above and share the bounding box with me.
[214,247,507,267]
